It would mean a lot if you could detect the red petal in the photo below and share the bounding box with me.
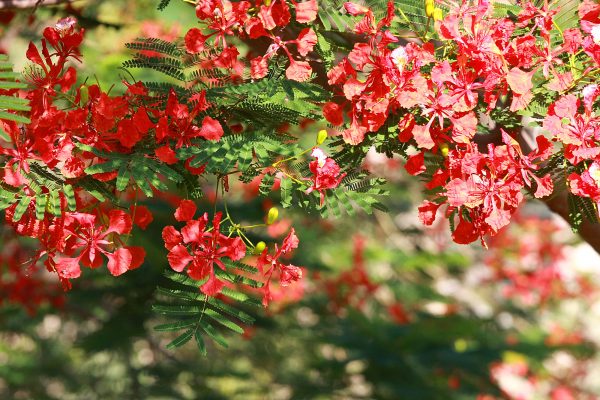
[413,124,435,149]
[506,67,534,95]
[133,107,154,133]
[295,28,317,57]
[286,60,312,82]
[295,0,317,22]
[175,199,197,222]
[106,248,133,276]
[485,208,511,233]
[105,209,133,235]
[130,205,154,230]
[126,246,146,270]
[404,152,425,176]
[343,123,367,145]
[26,42,44,67]
[167,244,193,272]
[184,28,206,54]
[55,257,81,279]
[344,2,370,15]
[281,228,299,253]
[250,56,269,79]
[200,272,225,296]
[533,174,554,198]
[199,116,224,141]
[323,102,344,126]
[223,236,246,261]
[155,145,178,165]
[452,218,479,244]
[162,225,182,250]
[445,178,470,207]
[181,217,207,243]
[418,201,440,226]
[280,264,302,286]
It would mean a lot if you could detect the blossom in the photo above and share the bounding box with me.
[256,229,302,307]
[162,203,246,296]
[306,148,346,205]
[54,210,146,279]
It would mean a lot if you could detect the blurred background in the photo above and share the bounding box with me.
[2,1,600,399]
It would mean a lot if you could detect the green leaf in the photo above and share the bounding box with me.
[0,110,30,124]
[194,331,207,355]
[152,304,203,316]
[35,194,48,220]
[49,190,61,216]
[85,159,124,175]
[280,177,293,208]
[12,196,29,222]
[116,164,130,192]
[63,184,77,211]
[154,320,197,332]
[198,319,229,348]
[165,328,195,349]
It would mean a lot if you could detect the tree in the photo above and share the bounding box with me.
[1,0,600,398]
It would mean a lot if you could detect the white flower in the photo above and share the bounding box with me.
[311,147,327,167]
[390,46,408,72]
[592,24,600,45]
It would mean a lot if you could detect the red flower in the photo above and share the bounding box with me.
[293,0,318,23]
[306,148,346,205]
[54,210,145,280]
[162,204,246,296]
[256,229,302,307]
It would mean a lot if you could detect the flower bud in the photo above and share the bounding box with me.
[433,8,443,21]
[425,0,435,17]
[254,241,266,254]
[440,142,449,157]
[266,207,279,225]
[316,129,328,145]
[79,85,88,105]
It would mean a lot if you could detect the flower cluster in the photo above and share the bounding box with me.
[319,0,600,244]
[184,0,318,81]
[256,228,303,306]
[163,200,246,296]
[4,0,600,311]
[417,132,552,245]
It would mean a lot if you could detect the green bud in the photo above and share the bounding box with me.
[440,142,449,157]
[254,241,266,254]
[79,85,89,105]
[266,207,279,225]
[316,129,328,145]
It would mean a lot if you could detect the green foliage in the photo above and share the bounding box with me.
[270,166,388,217]
[177,131,299,177]
[321,171,389,217]
[79,143,183,198]
[157,0,172,11]
[153,265,262,353]
[317,0,355,32]
[568,193,599,233]
[0,160,79,221]
[0,54,30,141]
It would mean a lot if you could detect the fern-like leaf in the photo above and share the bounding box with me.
[153,264,261,354]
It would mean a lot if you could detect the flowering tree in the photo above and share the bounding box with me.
[1,0,600,368]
